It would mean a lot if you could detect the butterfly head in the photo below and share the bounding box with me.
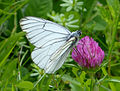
[71,30,82,38]
[77,30,82,36]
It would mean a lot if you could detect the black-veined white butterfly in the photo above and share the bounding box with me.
[20,16,81,74]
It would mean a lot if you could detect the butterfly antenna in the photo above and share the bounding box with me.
[34,73,46,88]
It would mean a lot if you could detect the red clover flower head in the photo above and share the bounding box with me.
[72,36,104,68]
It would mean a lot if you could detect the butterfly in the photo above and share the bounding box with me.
[20,16,82,74]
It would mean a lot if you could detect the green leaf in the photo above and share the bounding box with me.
[85,79,91,91]
[98,6,112,23]
[113,83,120,91]
[86,15,107,31]
[109,83,116,91]
[72,67,79,78]
[1,58,17,81]
[79,71,86,84]
[24,0,53,18]
[39,75,52,91]
[106,0,120,18]
[0,0,28,26]
[106,78,120,83]
[16,81,33,90]
[0,32,25,67]
[83,0,97,24]
[70,83,83,91]
[62,74,81,87]
[100,84,111,91]
[62,74,83,91]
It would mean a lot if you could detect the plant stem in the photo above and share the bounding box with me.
[82,0,97,27]
[106,0,119,76]
[34,73,46,88]
[89,73,95,91]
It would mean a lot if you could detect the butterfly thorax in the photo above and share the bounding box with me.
[67,30,81,46]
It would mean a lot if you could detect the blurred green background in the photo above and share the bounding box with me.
[0,0,120,91]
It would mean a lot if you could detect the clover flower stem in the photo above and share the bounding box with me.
[89,72,95,91]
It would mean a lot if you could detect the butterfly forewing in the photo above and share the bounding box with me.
[20,17,71,48]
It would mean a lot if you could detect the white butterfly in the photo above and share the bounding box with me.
[20,16,81,74]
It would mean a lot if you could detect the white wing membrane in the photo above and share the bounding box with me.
[20,16,74,74]
[45,37,75,73]
[20,17,71,48]
[31,40,66,69]
[29,31,67,48]
[20,16,71,34]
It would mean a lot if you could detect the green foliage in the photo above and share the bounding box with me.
[1,58,17,85]
[16,81,33,90]
[0,0,120,90]
[24,0,53,18]
[48,11,80,30]
[0,32,25,67]
[60,0,86,12]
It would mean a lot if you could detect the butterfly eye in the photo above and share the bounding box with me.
[77,30,82,36]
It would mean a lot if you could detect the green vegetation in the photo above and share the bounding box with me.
[0,0,120,90]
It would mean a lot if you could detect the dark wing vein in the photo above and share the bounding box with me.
[52,47,71,73]
[22,24,43,30]
[30,32,52,44]
[20,21,41,26]
[27,28,69,35]
[22,17,71,34]
[29,32,67,47]
[32,39,66,60]
[38,38,67,48]
[45,38,75,73]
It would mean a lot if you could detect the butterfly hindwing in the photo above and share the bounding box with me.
[31,39,66,69]
[45,37,76,73]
